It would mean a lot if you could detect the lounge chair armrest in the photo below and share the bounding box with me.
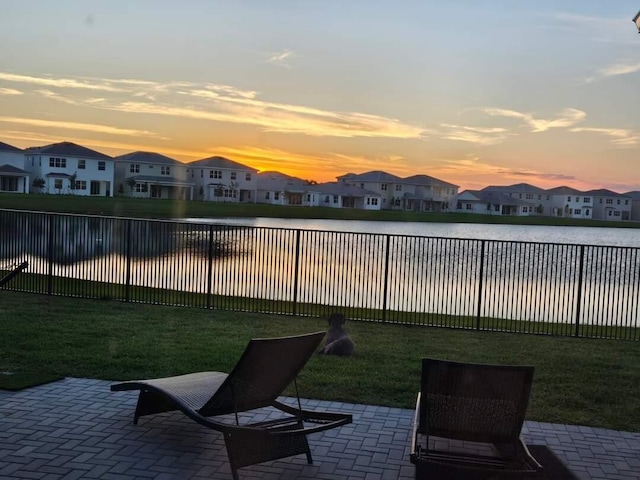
[410,392,422,462]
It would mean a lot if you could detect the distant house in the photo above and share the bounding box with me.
[337,170,458,211]
[545,186,594,219]
[256,171,319,206]
[315,182,382,210]
[585,189,632,221]
[113,151,194,200]
[186,156,257,203]
[482,183,547,214]
[625,191,640,221]
[0,141,29,193]
[24,141,113,196]
[453,190,535,216]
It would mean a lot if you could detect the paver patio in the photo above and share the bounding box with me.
[0,378,638,479]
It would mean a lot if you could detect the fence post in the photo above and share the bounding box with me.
[47,214,54,295]
[125,219,132,302]
[574,245,585,337]
[381,234,391,322]
[206,224,214,309]
[292,229,301,316]
[476,240,486,330]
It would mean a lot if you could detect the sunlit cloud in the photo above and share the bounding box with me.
[570,127,638,146]
[0,116,165,138]
[266,49,297,68]
[0,87,22,95]
[483,107,586,132]
[439,124,512,145]
[0,72,126,92]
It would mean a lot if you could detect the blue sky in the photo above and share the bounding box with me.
[1,1,639,191]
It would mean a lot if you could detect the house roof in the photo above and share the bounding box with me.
[582,188,629,198]
[0,164,28,175]
[337,170,402,183]
[316,182,380,197]
[545,185,582,195]
[403,174,458,188]
[460,189,532,206]
[114,151,181,166]
[623,191,640,199]
[188,156,257,172]
[25,141,112,160]
[257,171,308,191]
[482,183,545,194]
[0,141,23,153]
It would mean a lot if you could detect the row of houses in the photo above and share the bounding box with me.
[1,139,639,221]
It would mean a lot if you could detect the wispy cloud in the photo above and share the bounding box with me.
[5,71,425,139]
[0,87,22,95]
[439,124,511,145]
[585,60,640,83]
[483,107,586,132]
[570,127,638,146]
[266,49,298,68]
[0,116,164,138]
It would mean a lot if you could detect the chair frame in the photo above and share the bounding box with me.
[410,358,542,479]
[111,331,352,480]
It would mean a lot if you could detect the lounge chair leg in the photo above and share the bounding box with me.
[306,451,313,464]
[231,468,239,480]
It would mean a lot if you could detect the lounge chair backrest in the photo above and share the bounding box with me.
[418,358,534,444]
[200,331,325,416]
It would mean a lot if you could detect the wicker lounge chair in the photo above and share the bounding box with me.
[410,358,543,479]
[111,331,352,480]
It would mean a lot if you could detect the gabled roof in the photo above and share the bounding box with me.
[257,171,308,191]
[0,164,28,175]
[25,141,112,160]
[316,182,380,197]
[623,191,640,199]
[188,156,257,172]
[460,189,532,206]
[337,170,402,183]
[544,185,582,195]
[403,174,458,188]
[0,141,23,153]
[482,183,545,194]
[114,151,181,166]
[582,188,628,198]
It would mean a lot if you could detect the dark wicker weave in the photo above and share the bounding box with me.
[410,358,543,479]
[111,332,352,480]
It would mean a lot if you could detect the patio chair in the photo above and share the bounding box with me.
[410,358,543,479]
[111,331,352,480]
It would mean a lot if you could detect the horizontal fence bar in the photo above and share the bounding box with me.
[0,208,638,340]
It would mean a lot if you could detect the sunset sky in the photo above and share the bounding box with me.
[1,1,639,192]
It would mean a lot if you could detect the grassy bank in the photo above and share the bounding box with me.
[2,192,639,227]
[1,291,638,432]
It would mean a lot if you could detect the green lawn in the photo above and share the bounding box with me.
[2,192,639,228]
[1,291,638,432]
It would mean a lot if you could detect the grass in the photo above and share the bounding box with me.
[2,192,640,228]
[1,290,638,432]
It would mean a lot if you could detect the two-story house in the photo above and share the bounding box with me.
[24,141,113,196]
[585,189,632,221]
[625,191,640,221]
[113,151,194,200]
[453,190,534,216]
[256,171,318,206]
[0,141,29,193]
[546,186,594,219]
[186,156,257,203]
[482,183,548,214]
[316,182,382,210]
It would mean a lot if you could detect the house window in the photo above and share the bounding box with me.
[130,164,140,173]
[98,161,106,171]
[325,195,330,202]
[78,159,86,169]
[369,198,379,205]
[585,209,590,216]
[608,211,612,216]
[245,173,251,181]
[265,192,270,199]
[306,194,311,202]
[546,195,550,200]
[90,181,100,195]
[54,179,63,189]
[519,194,522,199]
[212,170,222,179]
[230,172,237,180]
[135,183,148,193]
[360,183,364,188]
[614,211,621,217]
[567,196,571,202]
[200,170,203,178]
[161,166,170,175]
[574,209,581,215]
[522,206,529,213]
[74,180,87,190]
[223,189,237,198]
[625,200,629,205]
[49,157,66,168]
[466,203,473,210]
[617,199,620,205]
[381,184,388,191]
[526,193,533,200]
[333,196,338,203]
[606,199,613,204]
[584,197,591,203]
[395,185,402,192]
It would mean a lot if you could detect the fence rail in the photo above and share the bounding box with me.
[1,209,638,340]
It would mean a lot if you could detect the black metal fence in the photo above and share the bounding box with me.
[1,209,638,340]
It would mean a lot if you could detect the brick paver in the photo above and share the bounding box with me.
[0,378,638,479]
